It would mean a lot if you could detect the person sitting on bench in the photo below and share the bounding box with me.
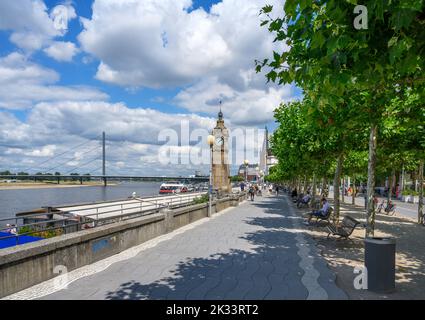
[300,192,311,204]
[303,198,330,225]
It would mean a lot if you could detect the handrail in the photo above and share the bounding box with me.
[0,192,206,245]
[0,192,206,221]
[0,206,163,242]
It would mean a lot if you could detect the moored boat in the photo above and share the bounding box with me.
[159,182,188,194]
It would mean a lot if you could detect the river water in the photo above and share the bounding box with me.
[0,182,164,219]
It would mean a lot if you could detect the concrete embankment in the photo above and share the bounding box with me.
[0,192,246,298]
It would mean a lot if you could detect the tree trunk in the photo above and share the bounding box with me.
[333,153,344,223]
[325,176,329,197]
[312,173,317,204]
[401,166,405,196]
[297,178,301,193]
[418,159,424,224]
[303,175,308,194]
[341,176,345,203]
[366,124,378,237]
[387,173,392,203]
[352,176,356,205]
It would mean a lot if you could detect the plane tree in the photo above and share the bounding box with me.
[256,0,425,235]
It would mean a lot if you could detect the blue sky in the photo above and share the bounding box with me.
[0,0,298,175]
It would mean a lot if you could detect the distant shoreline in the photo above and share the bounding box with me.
[0,183,117,190]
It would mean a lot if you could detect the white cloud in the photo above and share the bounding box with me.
[78,0,233,87]
[0,52,108,109]
[77,0,290,124]
[44,41,80,62]
[10,32,47,51]
[0,1,286,174]
[27,101,215,144]
[25,145,57,157]
[0,1,77,51]
[77,0,286,89]
[0,100,266,175]
[175,77,297,125]
[5,148,24,155]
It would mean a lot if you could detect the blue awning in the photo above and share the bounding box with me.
[0,232,43,249]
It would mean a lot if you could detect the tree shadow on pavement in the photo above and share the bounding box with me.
[105,197,313,300]
[293,198,425,300]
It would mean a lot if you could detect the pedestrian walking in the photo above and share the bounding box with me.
[249,186,255,201]
[240,181,245,191]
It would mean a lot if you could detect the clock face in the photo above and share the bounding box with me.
[215,136,224,146]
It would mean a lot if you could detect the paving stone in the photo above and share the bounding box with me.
[24,195,349,300]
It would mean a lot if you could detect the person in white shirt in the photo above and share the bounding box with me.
[303,198,330,225]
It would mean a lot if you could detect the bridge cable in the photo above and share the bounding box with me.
[20,134,102,173]
[62,156,102,175]
[40,144,101,173]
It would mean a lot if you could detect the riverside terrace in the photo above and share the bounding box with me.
[2,192,347,300]
[0,192,208,249]
[0,192,246,298]
[2,191,425,300]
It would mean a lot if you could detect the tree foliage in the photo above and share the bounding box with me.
[257,0,425,232]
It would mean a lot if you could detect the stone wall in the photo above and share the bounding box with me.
[0,192,247,298]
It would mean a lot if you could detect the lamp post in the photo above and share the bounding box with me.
[244,159,249,183]
[259,170,264,186]
[207,134,215,218]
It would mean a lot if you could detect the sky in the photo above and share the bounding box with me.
[0,0,300,176]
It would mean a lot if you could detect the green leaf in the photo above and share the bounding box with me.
[266,70,277,82]
[311,31,325,49]
[261,5,273,14]
[388,36,398,48]
[284,1,297,16]
[273,51,281,63]
[374,0,384,21]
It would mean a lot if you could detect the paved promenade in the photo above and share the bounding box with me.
[8,195,347,300]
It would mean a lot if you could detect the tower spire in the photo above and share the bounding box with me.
[218,100,223,120]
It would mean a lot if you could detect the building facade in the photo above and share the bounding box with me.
[238,163,260,182]
[259,126,278,176]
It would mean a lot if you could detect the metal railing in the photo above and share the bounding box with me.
[0,192,207,247]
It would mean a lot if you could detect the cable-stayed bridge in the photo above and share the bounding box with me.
[1,132,209,185]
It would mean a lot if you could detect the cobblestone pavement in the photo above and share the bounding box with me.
[11,195,347,300]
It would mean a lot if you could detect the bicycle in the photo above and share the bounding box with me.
[377,199,396,216]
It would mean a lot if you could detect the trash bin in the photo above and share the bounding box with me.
[364,237,396,293]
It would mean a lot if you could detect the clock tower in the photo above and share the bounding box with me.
[211,108,231,194]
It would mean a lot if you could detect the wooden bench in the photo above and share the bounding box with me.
[303,206,333,226]
[313,206,333,225]
[326,215,360,240]
[297,196,311,208]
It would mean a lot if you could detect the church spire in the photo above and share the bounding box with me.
[218,100,223,120]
